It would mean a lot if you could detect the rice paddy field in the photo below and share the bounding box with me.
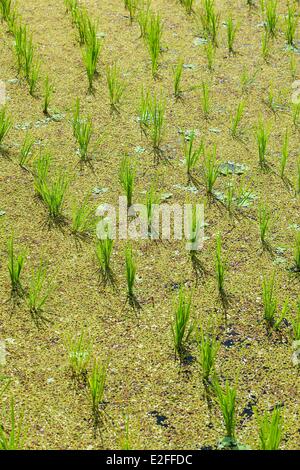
[0,0,300,451]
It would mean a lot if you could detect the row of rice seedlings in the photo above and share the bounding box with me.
[183,131,204,181]
[65,0,102,91]
[12,20,41,96]
[0,106,12,147]
[171,288,194,360]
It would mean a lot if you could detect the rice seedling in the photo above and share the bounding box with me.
[297,158,300,195]
[145,186,159,238]
[171,288,194,360]
[265,0,277,38]
[71,197,95,238]
[262,273,285,330]
[124,0,139,24]
[119,415,134,450]
[0,398,25,450]
[33,151,51,196]
[66,331,91,379]
[294,232,300,272]
[290,54,297,80]
[198,0,219,46]
[138,86,151,135]
[7,235,25,296]
[258,203,271,247]
[257,407,282,450]
[0,107,12,146]
[292,299,300,340]
[125,245,136,304]
[201,81,210,118]
[96,237,114,282]
[146,13,163,77]
[82,30,101,92]
[197,327,219,383]
[187,205,203,257]
[173,58,184,100]
[230,100,244,137]
[28,61,40,96]
[88,358,108,420]
[43,75,54,115]
[261,31,270,61]
[213,379,237,440]
[292,102,300,127]
[137,0,151,39]
[74,115,93,162]
[240,67,257,93]
[226,16,238,54]
[280,129,289,179]
[0,0,13,21]
[202,145,219,195]
[148,92,165,155]
[183,131,204,181]
[119,156,135,208]
[215,233,225,296]
[106,63,126,110]
[14,24,27,73]
[256,118,269,169]
[285,3,298,46]
[23,34,34,80]
[181,0,194,15]
[38,173,68,220]
[19,132,34,170]
[225,181,235,216]
[205,41,215,71]
[27,261,54,319]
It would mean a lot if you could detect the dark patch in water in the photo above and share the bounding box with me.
[148,410,169,428]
